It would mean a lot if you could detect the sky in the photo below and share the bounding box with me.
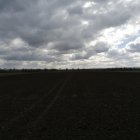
[0,0,140,69]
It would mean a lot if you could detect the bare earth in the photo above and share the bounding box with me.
[0,71,140,139]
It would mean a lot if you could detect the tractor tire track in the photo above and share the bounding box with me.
[0,79,62,134]
[22,77,69,139]
[0,80,59,125]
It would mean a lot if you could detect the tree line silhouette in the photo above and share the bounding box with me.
[0,68,140,73]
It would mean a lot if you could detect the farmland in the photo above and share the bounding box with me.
[0,70,140,139]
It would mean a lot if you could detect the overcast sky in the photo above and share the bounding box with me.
[0,0,140,69]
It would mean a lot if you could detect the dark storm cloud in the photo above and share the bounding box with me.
[0,0,140,68]
[0,0,26,12]
[71,42,109,60]
[0,0,134,47]
[67,5,83,15]
[126,44,140,52]
[107,48,129,60]
[125,37,140,52]
[0,0,83,47]
[93,42,109,53]
[49,38,84,52]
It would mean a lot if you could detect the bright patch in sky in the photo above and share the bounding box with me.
[100,24,140,47]
[81,21,89,25]
[83,2,95,8]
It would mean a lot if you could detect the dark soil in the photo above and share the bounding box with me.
[0,71,140,139]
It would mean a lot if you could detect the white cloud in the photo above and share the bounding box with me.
[99,24,140,46]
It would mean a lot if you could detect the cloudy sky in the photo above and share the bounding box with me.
[0,0,140,69]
